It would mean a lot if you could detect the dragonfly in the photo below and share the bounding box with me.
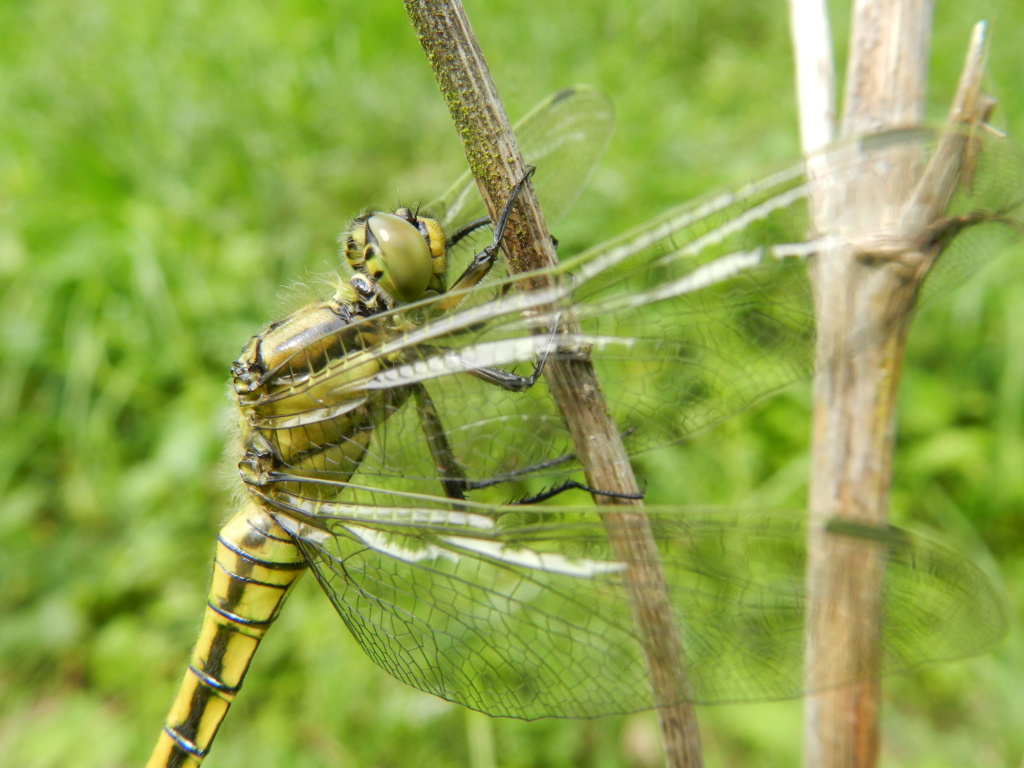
[145,86,1022,767]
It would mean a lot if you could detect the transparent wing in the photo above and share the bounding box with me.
[274,506,1008,713]
[245,123,1021,713]
[425,85,615,232]
[258,125,1024,510]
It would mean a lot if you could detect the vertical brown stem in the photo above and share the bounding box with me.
[403,2,703,765]
[803,1,932,763]
[798,5,994,767]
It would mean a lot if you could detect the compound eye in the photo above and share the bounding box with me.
[366,213,433,303]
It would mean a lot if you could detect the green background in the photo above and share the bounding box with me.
[2,1,1024,766]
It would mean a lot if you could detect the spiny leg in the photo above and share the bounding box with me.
[413,379,642,506]
[510,478,646,504]
[439,166,537,309]
[419,306,561,394]
[413,382,471,501]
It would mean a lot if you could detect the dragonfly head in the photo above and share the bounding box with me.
[342,210,448,306]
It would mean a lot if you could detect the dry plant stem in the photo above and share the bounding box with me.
[787,0,837,153]
[403,2,702,766]
[793,3,992,766]
[802,1,931,765]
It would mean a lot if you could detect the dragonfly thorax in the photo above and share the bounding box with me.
[342,208,448,307]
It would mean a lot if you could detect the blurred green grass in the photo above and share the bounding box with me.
[2,1,1024,766]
